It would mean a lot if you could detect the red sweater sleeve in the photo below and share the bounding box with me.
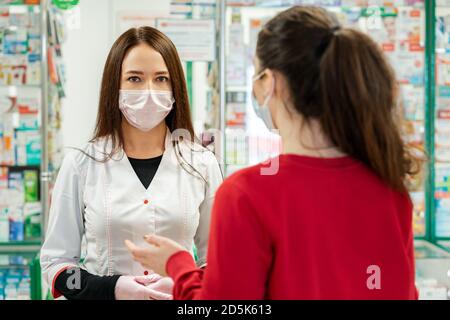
[166,180,272,300]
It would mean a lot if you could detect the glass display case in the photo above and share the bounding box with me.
[220,0,428,234]
[415,240,450,300]
[0,1,45,245]
[435,0,450,244]
[0,251,41,300]
[0,0,65,300]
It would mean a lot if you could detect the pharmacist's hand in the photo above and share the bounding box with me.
[134,273,163,286]
[125,235,186,277]
[114,276,172,300]
[135,274,174,300]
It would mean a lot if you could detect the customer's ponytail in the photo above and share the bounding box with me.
[319,28,417,192]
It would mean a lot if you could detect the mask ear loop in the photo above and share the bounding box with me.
[262,75,276,108]
[260,75,276,130]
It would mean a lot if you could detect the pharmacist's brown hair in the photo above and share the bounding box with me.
[257,6,421,192]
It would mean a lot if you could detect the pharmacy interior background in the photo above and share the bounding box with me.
[1,0,450,300]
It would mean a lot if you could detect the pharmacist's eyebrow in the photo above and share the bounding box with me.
[154,71,169,76]
[124,70,145,75]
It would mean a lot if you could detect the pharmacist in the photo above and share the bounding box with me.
[40,27,222,300]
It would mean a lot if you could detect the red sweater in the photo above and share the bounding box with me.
[167,154,417,300]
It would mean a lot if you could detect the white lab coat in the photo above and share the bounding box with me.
[40,129,223,296]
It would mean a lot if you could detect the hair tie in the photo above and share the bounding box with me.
[315,26,341,58]
[331,26,341,35]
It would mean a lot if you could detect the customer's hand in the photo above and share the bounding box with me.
[125,235,186,277]
[114,275,172,300]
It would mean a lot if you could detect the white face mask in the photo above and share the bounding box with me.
[251,70,276,131]
[119,90,175,132]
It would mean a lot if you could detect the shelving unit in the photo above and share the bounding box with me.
[219,0,429,233]
[216,0,443,237]
[0,251,41,300]
[434,0,450,245]
[0,0,65,300]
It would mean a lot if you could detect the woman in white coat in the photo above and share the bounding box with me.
[40,27,223,300]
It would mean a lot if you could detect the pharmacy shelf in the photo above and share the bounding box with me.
[0,241,41,247]
[0,0,65,300]
[226,3,291,9]
[0,163,42,250]
[0,84,41,88]
[225,3,421,10]
[0,243,41,256]
[0,251,37,267]
[0,252,42,300]
[415,240,450,259]
[219,1,440,242]
[0,165,40,169]
[437,240,450,252]
[415,240,450,299]
[1,3,40,6]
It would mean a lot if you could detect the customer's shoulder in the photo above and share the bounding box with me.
[222,159,279,190]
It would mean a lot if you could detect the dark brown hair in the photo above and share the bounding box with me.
[257,6,420,192]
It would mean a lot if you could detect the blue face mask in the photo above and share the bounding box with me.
[252,70,276,131]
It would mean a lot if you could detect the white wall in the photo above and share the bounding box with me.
[61,0,113,150]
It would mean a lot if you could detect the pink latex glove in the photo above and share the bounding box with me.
[114,275,172,300]
[134,274,174,300]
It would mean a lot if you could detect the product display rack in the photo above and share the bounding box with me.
[219,0,431,236]
[0,0,64,300]
[0,0,45,301]
[215,0,445,243]
[434,0,450,245]
[0,0,43,243]
[0,251,41,300]
[165,1,220,149]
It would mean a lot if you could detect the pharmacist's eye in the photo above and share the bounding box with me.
[128,76,141,83]
[156,76,170,83]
